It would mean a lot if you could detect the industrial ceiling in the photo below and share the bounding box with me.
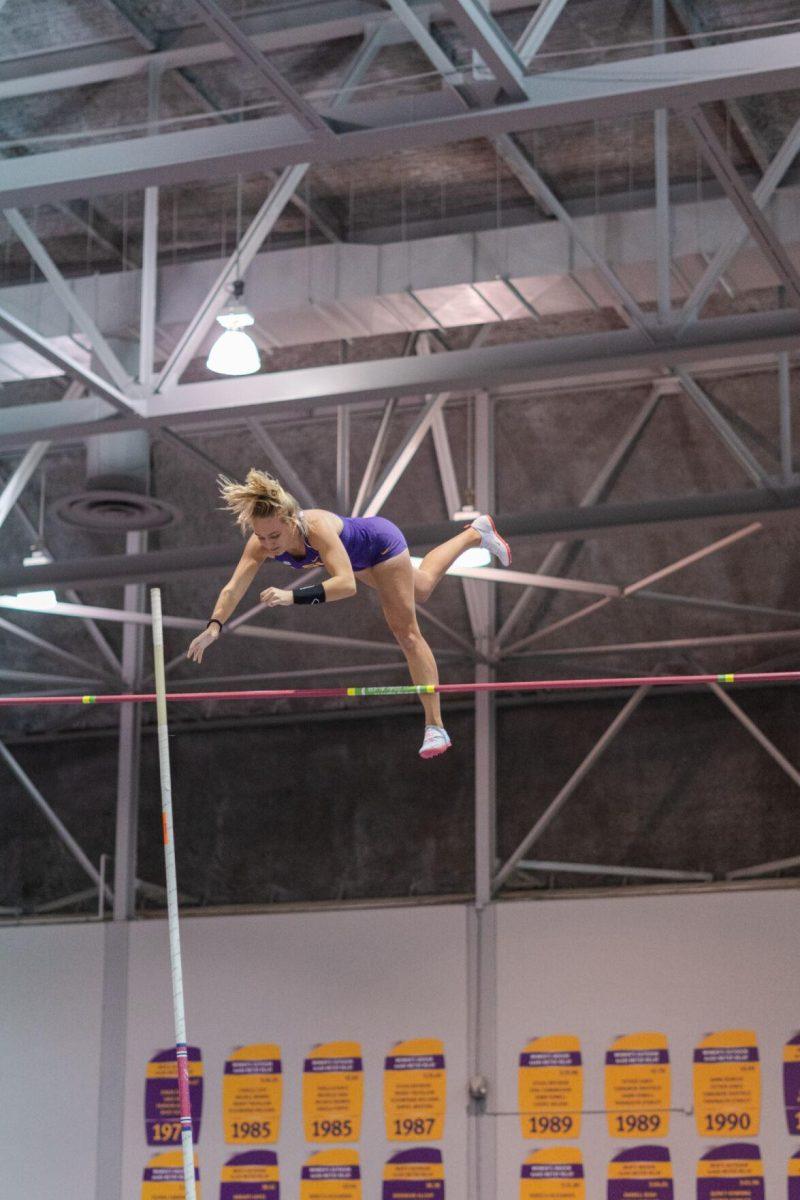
[2,0,800,915]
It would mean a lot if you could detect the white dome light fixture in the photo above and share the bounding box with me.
[206,280,260,376]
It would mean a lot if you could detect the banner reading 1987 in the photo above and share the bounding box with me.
[789,1149,800,1200]
[300,1150,361,1200]
[520,1147,585,1200]
[223,1043,282,1143]
[605,1033,670,1138]
[693,1031,760,1137]
[607,1146,673,1200]
[141,1150,200,1200]
[696,1144,764,1200]
[784,1032,800,1135]
[220,1151,279,1199]
[384,1038,446,1141]
[303,1042,363,1143]
[383,1148,444,1199]
[145,1047,203,1145]
[517,1036,583,1140]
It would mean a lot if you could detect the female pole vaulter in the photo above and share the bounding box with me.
[187,470,511,758]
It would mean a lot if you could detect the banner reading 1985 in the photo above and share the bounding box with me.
[384,1038,446,1141]
[223,1043,282,1143]
[145,1047,203,1145]
[141,1150,200,1200]
[605,1033,670,1138]
[784,1033,800,1136]
[220,1151,279,1200]
[303,1042,363,1143]
[693,1031,760,1137]
[517,1036,583,1140]
[607,1146,673,1200]
[520,1147,585,1200]
[696,1144,764,1200]
[789,1148,800,1200]
[383,1148,444,1199]
[300,1150,361,1200]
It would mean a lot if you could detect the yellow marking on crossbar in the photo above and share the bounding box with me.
[82,695,96,704]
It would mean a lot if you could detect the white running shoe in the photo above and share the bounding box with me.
[419,725,452,759]
[471,514,512,566]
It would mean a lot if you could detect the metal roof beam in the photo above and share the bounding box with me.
[683,105,800,310]
[191,0,335,138]
[4,32,800,207]
[438,0,530,100]
[1,486,799,593]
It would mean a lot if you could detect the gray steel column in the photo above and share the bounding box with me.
[470,389,497,1200]
[779,353,793,481]
[653,0,671,323]
[113,528,147,921]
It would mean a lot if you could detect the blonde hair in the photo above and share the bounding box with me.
[218,468,305,535]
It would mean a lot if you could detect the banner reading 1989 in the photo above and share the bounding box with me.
[141,1150,200,1200]
[384,1038,446,1141]
[696,1144,764,1200]
[520,1147,585,1200]
[383,1148,444,1199]
[517,1036,583,1139]
[303,1042,363,1143]
[300,1150,361,1200]
[607,1146,673,1200]
[220,1151,279,1200]
[223,1043,282,1143]
[145,1047,203,1145]
[789,1148,800,1200]
[605,1033,670,1138]
[784,1032,800,1135]
[693,1030,760,1137]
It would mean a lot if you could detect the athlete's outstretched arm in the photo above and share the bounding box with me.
[260,513,357,607]
[186,535,266,661]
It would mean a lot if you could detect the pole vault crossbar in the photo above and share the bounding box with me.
[2,670,800,707]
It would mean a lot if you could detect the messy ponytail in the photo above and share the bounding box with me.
[218,468,305,535]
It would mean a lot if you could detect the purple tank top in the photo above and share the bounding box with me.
[272,515,407,573]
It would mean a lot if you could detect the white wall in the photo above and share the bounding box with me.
[0,923,105,1198]
[495,889,799,1197]
[122,904,469,1198]
[1,889,797,1199]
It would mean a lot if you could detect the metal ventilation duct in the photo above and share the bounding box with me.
[54,431,179,532]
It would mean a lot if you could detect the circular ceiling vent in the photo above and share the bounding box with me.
[53,490,179,532]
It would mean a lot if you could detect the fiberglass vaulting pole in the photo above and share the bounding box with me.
[150,588,197,1200]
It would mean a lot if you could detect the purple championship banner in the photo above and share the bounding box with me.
[383,1148,444,1200]
[789,1148,800,1200]
[696,1144,764,1200]
[607,1146,672,1200]
[220,1149,279,1199]
[784,1033,800,1136]
[144,1046,203,1146]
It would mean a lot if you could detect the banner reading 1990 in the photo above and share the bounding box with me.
[789,1148,800,1200]
[693,1031,760,1137]
[696,1144,764,1200]
[784,1032,800,1136]
[607,1146,673,1200]
[520,1147,585,1200]
[141,1150,200,1200]
[383,1148,444,1199]
[384,1038,446,1141]
[223,1043,282,1143]
[517,1036,583,1140]
[220,1151,279,1200]
[605,1033,670,1138]
[303,1042,363,1143]
[145,1047,203,1145]
[300,1150,361,1200]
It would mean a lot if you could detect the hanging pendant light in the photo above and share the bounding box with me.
[206,279,260,376]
